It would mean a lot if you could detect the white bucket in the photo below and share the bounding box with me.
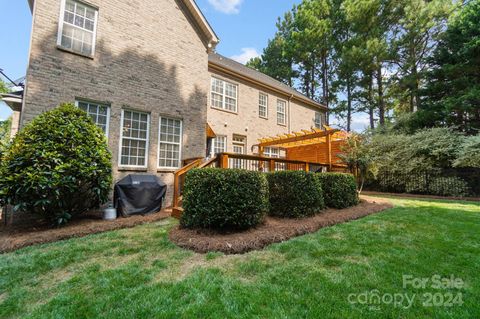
[103,207,117,220]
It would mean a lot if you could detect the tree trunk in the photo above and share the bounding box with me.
[311,63,316,98]
[368,75,375,129]
[323,53,329,109]
[411,62,420,112]
[346,78,352,132]
[376,65,385,126]
[303,66,311,98]
[288,58,294,87]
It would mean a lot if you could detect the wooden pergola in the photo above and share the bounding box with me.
[256,126,349,170]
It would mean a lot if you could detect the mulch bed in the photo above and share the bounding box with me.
[169,196,393,255]
[0,209,170,253]
[362,191,480,202]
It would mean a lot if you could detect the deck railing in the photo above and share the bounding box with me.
[217,153,334,172]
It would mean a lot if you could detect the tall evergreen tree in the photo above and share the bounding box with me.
[391,0,453,112]
[421,0,480,134]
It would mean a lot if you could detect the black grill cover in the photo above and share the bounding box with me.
[114,175,167,217]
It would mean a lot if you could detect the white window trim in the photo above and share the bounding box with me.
[210,77,238,113]
[259,92,268,119]
[232,135,246,153]
[74,99,110,138]
[314,112,323,129]
[118,109,150,169]
[210,135,227,157]
[57,0,99,57]
[157,116,183,170]
[277,99,287,126]
[264,147,281,158]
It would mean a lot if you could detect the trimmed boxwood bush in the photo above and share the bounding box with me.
[317,173,359,209]
[0,103,112,225]
[267,171,325,218]
[180,168,269,230]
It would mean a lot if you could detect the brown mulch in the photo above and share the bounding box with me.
[362,191,480,202]
[0,209,170,253]
[169,196,393,255]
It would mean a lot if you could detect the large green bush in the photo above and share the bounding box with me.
[0,103,112,225]
[180,168,269,230]
[317,173,359,209]
[427,177,471,197]
[267,171,325,218]
[454,135,480,168]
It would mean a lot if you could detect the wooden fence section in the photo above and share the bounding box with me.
[172,153,347,217]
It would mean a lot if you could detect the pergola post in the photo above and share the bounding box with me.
[326,133,332,171]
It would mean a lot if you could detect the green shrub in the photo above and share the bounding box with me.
[267,171,325,218]
[180,168,269,230]
[428,176,471,197]
[405,174,428,194]
[0,103,112,225]
[317,173,359,209]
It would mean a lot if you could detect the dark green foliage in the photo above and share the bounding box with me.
[180,168,269,230]
[0,117,12,156]
[419,0,480,134]
[0,103,112,225]
[454,135,480,168]
[267,171,325,218]
[317,173,359,209]
[369,170,475,197]
[428,176,471,197]
[361,128,479,196]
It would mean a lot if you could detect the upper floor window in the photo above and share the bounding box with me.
[277,99,286,125]
[58,0,98,56]
[314,112,323,128]
[211,78,238,112]
[158,117,183,169]
[76,100,110,136]
[259,93,268,118]
[119,110,150,167]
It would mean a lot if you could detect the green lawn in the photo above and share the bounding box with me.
[1,197,479,318]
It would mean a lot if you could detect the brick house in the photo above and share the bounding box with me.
[4,0,328,205]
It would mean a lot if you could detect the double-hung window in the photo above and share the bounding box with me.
[58,0,98,56]
[264,147,280,158]
[158,117,183,169]
[119,110,149,167]
[277,99,287,125]
[211,135,227,156]
[211,78,238,112]
[259,93,268,118]
[314,112,323,128]
[76,100,110,136]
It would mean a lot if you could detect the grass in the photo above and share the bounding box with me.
[0,197,479,318]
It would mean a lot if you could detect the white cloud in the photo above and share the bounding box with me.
[208,0,243,14]
[230,48,260,65]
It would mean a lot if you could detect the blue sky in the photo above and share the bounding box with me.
[0,0,367,129]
